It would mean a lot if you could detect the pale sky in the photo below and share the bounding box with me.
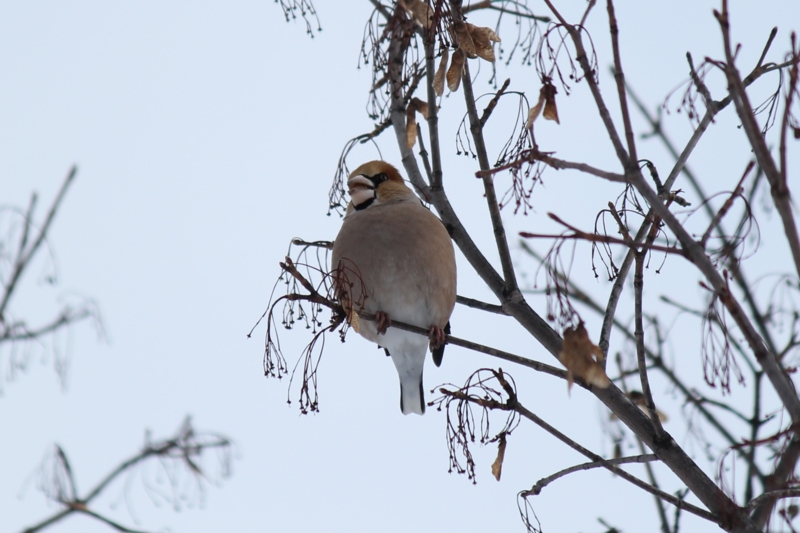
[2,2,798,532]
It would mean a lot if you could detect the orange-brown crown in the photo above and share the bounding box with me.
[348,161,404,184]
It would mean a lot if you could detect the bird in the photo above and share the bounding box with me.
[331,160,457,415]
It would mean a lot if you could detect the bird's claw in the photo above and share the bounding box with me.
[376,311,391,335]
[429,325,447,351]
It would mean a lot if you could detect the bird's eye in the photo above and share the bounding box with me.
[371,172,388,186]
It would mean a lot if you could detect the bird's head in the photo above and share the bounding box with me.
[346,161,409,211]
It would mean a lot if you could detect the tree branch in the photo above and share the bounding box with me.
[0,166,77,321]
[521,453,657,497]
[512,400,718,523]
[715,3,800,281]
[452,0,520,295]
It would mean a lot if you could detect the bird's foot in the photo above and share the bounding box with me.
[375,311,392,335]
[428,325,447,351]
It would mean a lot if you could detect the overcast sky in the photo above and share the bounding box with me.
[2,2,798,532]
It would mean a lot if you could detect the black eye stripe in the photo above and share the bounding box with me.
[368,172,388,186]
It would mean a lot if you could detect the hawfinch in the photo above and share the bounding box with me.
[332,161,457,415]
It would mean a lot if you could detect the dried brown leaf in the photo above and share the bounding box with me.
[349,309,361,333]
[453,20,476,58]
[541,82,560,124]
[406,107,417,149]
[491,434,507,481]
[526,93,545,129]
[468,24,500,62]
[447,49,466,92]
[409,97,429,119]
[543,97,559,123]
[433,48,449,96]
[400,0,433,28]
[559,322,610,391]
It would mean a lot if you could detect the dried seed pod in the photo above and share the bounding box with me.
[468,24,500,62]
[453,20,476,58]
[541,82,560,124]
[491,434,507,481]
[405,107,417,148]
[447,48,466,92]
[433,48,449,96]
[405,98,430,148]
[398,0,432,28]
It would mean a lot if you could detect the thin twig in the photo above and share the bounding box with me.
[634,220,667,439]
[519,230,683,256]
[464,0,551,22]
[627,159,800,426]
[744,372,763,504]
[599,27,788,364]
[0,166,77,320]
[606,0,638,167]
[778,33,798,214]
[751,435,800,527]
[74,508,152,533]
[715,3,800,281]
[456,295,509,315]
[423,29,443,190]
[519,242,767,484]
[291,238,334,250]
[512,400,718,523]
[541,0,630,167]
[479,78,511,127]
[747,488,800,511]
[0,308,93,344]
[615,369,670,533]
[356,309,569,381]
[453,0,520,296]
[22,419,231,533]
[623,74,780,358]
[521,454,657,497]
[478,150,627,183]
[699,161,754,248]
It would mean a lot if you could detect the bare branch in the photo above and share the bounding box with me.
[606,0,637,165]
[518,242,767,484]
[751,435,800,527]
[450,1,519,295]
[521,454,657,497]
[699,161,754,248]
[0,166,77,321]
[463,0,551,23]
[479,78,511,127]
[21,417,232,533]
[715,3,800,281]
[512,400,718,523]
[0,306,94,344]
[456,295,509,315]
[626,165,800,426]
[478,149,627,183]
[623,72,781,360]
[633,223,667,439]
[747,488,800,511]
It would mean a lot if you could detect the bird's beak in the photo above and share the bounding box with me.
[347,175,374,194]
[347,175,376,208]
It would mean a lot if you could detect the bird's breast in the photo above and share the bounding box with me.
[331,201,456,332]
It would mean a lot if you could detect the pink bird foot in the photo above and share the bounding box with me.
[375,311,392,335]
[428,325,447,351]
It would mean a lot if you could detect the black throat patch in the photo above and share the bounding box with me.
[354,197,375,211]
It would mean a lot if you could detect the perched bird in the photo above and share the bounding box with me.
[331,161,457,415]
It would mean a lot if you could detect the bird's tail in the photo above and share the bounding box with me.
[384,332,427,415]
[399,374,425,415]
